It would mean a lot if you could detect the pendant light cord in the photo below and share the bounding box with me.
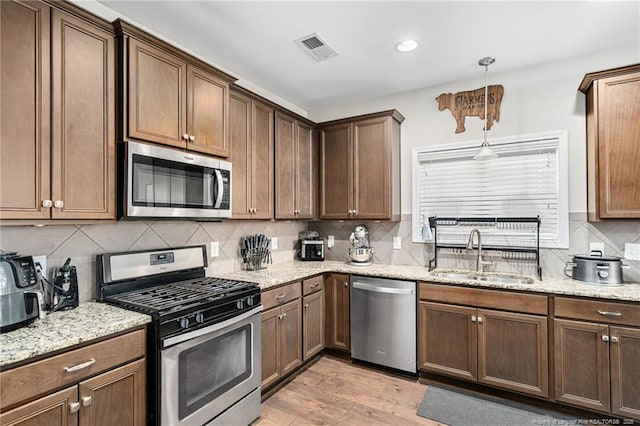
[483,64,488,146]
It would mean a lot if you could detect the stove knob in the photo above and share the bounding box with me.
[195,313,204,324]
[236,300,243,310]
[246,296,254,307]
[179,318,189,329]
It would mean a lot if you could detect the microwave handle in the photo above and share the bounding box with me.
[214,169,224,208]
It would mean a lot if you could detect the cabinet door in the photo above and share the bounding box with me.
[78,359,145,426]
[296,121,315,219]
[0,0,51,220]
[610,326,640,420]
[477,309,548,398]
[320,123,352,219]
[352,117,391,219]
[597,72,640,218]
[251,101,274,219]
[280,299,302,376]
[186,65,229,157]
[417,301,477,381]
[275,112,297,219]
[51,11,115,220]
[261,307,280,389]
[128,38,186,148]
[554,319,610,412]
[325,273,350,351]
[303,290,325,360]
[0,385,77,426]
[229,91,252,218]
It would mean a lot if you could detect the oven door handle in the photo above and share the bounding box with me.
[162,305,262,348]
[213,169,224,209]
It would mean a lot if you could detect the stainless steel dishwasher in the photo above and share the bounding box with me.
[350,275,417,374]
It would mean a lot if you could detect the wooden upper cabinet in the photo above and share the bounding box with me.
[0,0,51,220]
[127,37,186,148]
[0,2,116,221]
[51,10,115,219]
[579,64,640,220]
[120,22,235,157]
[319,110,403,221]
[275,112,315,219]
[229,90,273,219]
[186,65,229,157]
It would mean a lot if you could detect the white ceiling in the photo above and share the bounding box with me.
[94,1,640,114]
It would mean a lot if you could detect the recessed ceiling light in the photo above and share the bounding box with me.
[395,39,419,53]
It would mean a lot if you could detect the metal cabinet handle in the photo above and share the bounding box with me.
[276,294,286,300]
[344,282,348,288]
[64,358,96,373]
[602,335,610,342]
[353,210,357,215]
[42,199,53,208]
[81,396,92,407]
[598,310,622,317]
[471,316,477,322]
[611,336,619,343]
[69,402,81,413]
[305,304,309,309]
[310,283,319,288]
[477,317,483,323]
[282,312,287,318]
[182,133,189,141]
[189,135,195,142]
[53,200,64,209]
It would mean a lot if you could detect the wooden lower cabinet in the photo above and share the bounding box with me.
[418,286,548,398]
[0,331,145,426]
[325,273,350,352]
[303,290,325,360]
[555,319,640,419]
[261,299,302,389]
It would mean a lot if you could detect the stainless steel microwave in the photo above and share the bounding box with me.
[121,141,231,219]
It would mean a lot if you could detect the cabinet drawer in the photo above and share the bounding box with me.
[262,282,301,311]
[555,297,640,326]
[0,329,145,410]
[419,283,547,316]
[302,275,324,296]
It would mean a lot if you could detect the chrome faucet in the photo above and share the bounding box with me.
[467,228,493,272]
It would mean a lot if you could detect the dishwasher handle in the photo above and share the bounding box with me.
[352,281,414,295]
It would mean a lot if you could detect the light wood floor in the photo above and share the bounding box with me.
[255,355,442,426]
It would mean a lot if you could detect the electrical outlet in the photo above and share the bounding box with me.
[32,255,47,281]
[393,236,402,250]
[589,242,605,254]
[271,237,278,250]
[210,242,219,258]
[624,243,640,260]
[327,235,335,249]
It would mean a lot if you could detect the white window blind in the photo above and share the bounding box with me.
[412,131,569,248]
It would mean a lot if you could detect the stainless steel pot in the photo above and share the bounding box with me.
[564,251,628,285]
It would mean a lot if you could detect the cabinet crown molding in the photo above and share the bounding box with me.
[318,109,405,127]
[579,63,640,93]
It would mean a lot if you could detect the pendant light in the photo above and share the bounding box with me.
[473,56,498,160]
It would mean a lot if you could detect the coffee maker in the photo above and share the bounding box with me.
[51,258,79,311]
[299,231,325,261]
[348,224,373,266]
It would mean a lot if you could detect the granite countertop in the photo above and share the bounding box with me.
[222,260,640,302]
[0,302,151,368]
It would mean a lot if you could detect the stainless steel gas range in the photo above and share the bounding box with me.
[96,245,261,426]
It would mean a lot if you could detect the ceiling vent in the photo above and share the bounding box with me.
[295,32,338,62]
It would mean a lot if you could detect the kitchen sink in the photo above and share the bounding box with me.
[431,272,478,280]
[477,276,534,285]
[430,271,535,285]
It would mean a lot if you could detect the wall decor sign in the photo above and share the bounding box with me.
[436,84,504,134]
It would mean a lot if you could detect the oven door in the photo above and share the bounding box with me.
[161,306,261,426]
[124,141,231,219]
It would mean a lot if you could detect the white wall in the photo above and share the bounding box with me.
[309,45,640,214]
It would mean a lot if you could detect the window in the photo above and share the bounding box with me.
[412,130,569,248]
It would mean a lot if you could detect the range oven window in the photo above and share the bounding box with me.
[132,154,224,209]
[178,324,251,420]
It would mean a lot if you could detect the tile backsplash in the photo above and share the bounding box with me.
[0,220,306,302]
[2,213,639,303]
[309,213,640,282]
